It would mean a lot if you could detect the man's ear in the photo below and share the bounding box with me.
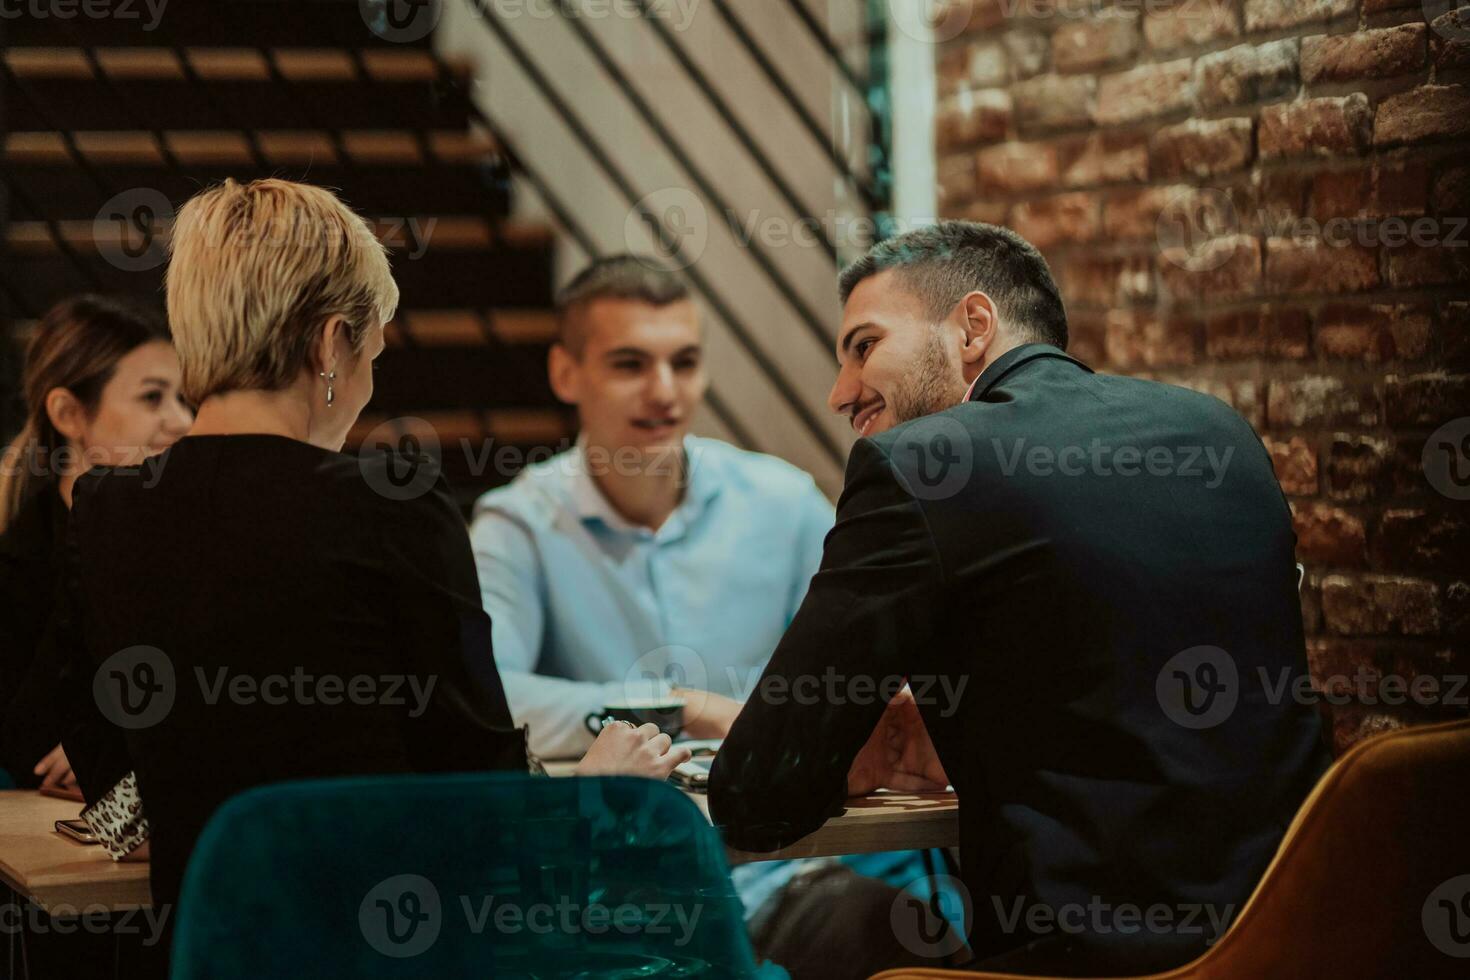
[957,291,999,368]
[547,343,581,406]
[44,387,88,444]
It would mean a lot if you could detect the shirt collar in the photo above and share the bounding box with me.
[961,343,1092,404]
[567,434,721,539]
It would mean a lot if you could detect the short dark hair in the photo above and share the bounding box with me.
[555,255,691,354]
[837,221,1068,350]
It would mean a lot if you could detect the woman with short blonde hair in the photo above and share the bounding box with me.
[165,177,399,445]
[168,179,395,405]
[61,180,686,941]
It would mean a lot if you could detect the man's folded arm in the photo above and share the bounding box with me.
[470,508,619,759]
[709,437,945,851]
[499,671,635,759]
[786,476,837,622]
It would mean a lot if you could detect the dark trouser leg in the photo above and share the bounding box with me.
[751,863,971,980]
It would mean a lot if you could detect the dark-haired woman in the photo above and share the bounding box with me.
[0,296,193,788]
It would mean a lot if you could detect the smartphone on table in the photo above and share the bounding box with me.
[55,818,98,845]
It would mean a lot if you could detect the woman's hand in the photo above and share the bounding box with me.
[34,743,81,799]
[574,722,692,780]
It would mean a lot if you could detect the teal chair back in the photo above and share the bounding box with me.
[171,772,782,978]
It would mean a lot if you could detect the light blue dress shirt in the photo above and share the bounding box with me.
[468,435,833,759]
[468,435,931,921]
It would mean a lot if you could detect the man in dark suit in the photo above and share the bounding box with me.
[708,221,1330,976]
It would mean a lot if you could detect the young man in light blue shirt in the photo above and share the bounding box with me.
[469,256,939,977]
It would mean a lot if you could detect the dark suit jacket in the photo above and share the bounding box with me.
[709,344,1330,975]
[0,482,69,784]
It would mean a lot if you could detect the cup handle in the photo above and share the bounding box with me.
[584,712,606,735]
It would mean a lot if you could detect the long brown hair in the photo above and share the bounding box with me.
[0,296,170,533]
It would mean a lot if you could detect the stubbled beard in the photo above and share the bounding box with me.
[890,326,966,426]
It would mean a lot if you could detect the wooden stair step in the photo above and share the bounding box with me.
[5,76,477,132]
[7,217,548,256]
[5,2,435,49]
[3,130,496,167]
[348,410,571,454]
[6,47,471,83]
[390,250,553,308]
[4,164,512,224]
[348,408,575,508]
[12,310,558,351]
[386,309,558,347]
[2,244,554,320]
[3,48,477,133]
[369,346,559,413]
[6,322,563,420]
[9,317,564,415]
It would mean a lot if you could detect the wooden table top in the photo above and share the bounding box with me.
[697,787,960,865]
[0,791,152,913]
[0,777,959,913]
[540,761,960,865]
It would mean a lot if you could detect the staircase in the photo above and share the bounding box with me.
[0,0,570,509]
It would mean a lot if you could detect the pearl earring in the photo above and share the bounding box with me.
[319,370,336,407]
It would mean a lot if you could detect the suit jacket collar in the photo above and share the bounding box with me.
[966,343,1092,402]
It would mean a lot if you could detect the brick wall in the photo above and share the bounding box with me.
[934,0,1469,753]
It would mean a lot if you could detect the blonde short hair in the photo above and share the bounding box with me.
[166,178,399,403]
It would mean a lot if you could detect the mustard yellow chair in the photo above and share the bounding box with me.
[872,716,1470,980]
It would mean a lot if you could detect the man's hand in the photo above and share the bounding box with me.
[673,687,744,740]
[847,687,949,796]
